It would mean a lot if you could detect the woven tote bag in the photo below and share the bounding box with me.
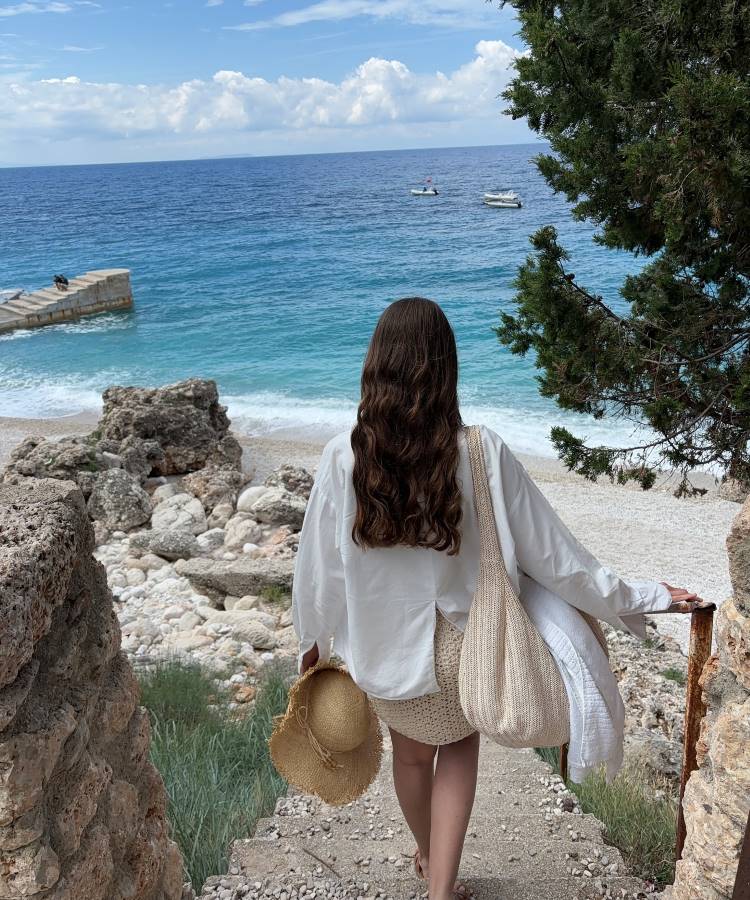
[458,425,570,748]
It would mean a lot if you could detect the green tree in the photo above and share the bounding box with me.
[497,0,750,494]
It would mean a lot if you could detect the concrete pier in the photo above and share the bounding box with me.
[0,268,133,333]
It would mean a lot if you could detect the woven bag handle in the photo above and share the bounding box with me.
[464,425,510,582]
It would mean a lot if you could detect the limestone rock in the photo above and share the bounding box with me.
[197,610,277,650]
[250,487,307,530]
[196,528,226,554]
[207,501,234,529]
[224,513,264,550]
[0,478,182,900]
[151,492,207,535]
[98,378,242,476]
[236,485,269,513]
[175,556,294,598]
[264,464,314,500]
[181,465,247,514]
[718,476,749,504]
[87,470,152,531]
[130,529,201,562]
[727,496,750,613]
[2,436,104,499]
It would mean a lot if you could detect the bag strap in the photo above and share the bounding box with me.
[464,425,508,579]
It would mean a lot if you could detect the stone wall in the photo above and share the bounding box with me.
[0,479,183,899]
[668,497,750,898]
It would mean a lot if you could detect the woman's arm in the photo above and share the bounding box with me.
[489,431,702,634]
[292,480,346,673]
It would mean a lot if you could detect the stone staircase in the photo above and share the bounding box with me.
[198,737,654,900]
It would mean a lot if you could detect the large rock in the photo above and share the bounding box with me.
[151,492,207,535]
[98,379,242,476]
[181,465,247,514]
[175,557,294,598]
[197,610,277,650]
[129,529,201,562]
[0,479,182,899]
[250,487,307,530]
[264,464,314,500]
[223,513,263,550]
[86,470,152,531]
[668,495,750,899]
[2,436,104,499]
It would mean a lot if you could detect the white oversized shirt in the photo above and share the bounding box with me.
[292,425,671,701]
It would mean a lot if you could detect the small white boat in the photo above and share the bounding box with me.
[483,190,522,208]
[484,190,519,201]
[411,187,439,196]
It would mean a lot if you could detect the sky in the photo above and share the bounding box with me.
[0,0,535,166]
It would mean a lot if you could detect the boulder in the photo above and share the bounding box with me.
[174,557,294,598]
[236,485,269,513]
[264,464,314,500]
[250,487,307,530]
[223,513,264,550]
[195,610,277,649]
[151,493,207,535]
[3,436,104,499]
[98,379,242,476]
[181,465,247,514]
[86,470,152,531]
[224,595,260,611]
[207,502,234,529]
[196,528,226,554]
[129,529,201,562]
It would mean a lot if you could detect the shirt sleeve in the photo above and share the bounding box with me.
[491,433,671,638]
[292,479,347,672]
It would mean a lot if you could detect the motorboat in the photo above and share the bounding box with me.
[483,190,522,208]
[484,190,520,201]
[411,178,438,196]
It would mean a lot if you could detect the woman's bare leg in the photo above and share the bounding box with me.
[389,728,436,872]
[428,731,480,900]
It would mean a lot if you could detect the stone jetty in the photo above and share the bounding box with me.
[0,269,132,333]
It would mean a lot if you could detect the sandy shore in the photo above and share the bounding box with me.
[1,413,739,652]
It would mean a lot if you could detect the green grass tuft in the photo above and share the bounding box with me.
[536,748,677,887]
[260,585,292,606]
[660,667,686,686]
[139,658,290,892]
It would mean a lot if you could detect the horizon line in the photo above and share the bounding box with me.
[0,139,549,172]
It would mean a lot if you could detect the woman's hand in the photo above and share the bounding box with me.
[301,643,320,673]
[661,582,712,613]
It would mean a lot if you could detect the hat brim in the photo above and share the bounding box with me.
[269,661,383,806]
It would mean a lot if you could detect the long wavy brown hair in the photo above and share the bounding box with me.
[351,297,464,555]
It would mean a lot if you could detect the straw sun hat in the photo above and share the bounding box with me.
[269,662,383,806]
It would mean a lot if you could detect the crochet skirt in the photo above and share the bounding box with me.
[368,611,476,746]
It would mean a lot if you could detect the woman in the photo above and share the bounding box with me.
[292,297,702,900]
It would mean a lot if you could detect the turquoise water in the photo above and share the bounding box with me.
[0,144,645,454]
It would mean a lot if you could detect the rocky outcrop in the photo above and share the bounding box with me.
[99,380,242,476]
[0,479,182,900]
[174,557,294,600]
[667,498,750,899]
[87,469,152,531]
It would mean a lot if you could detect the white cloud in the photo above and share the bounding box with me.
[60,43,102,51]
[0,0,96,14]
[1,39,520,145]
[205,0,223,6]
[226,0,498,31]
[0,2,71,16]
[243,0,266,6]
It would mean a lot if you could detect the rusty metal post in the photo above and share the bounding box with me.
[676,605,715,861]
[559,743,569,783]
[732,810,750,900]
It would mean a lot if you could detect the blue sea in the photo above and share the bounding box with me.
[0,144,646,455]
